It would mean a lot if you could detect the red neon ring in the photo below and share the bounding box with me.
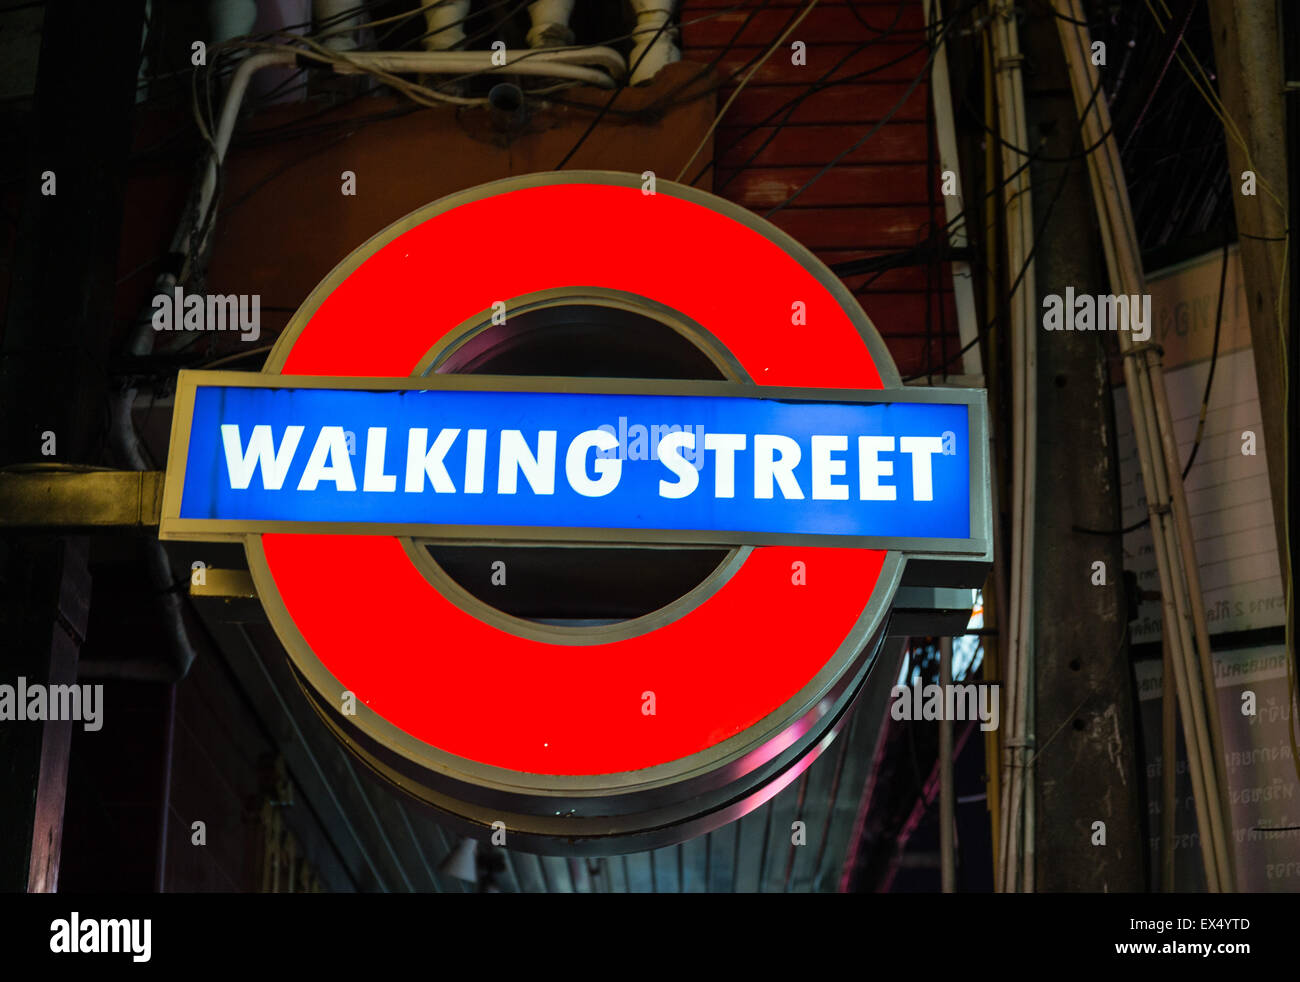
[260,178,887,776]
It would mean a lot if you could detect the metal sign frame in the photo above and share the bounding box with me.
[158,170,992,854]
[160,370,991,556]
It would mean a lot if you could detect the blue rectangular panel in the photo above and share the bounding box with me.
[178,385,971,541]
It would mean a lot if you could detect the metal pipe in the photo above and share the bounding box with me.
[980,27,1006,883]
[1161,625,1177,890]
[190,45,626,263]
[527,0,576,48]
[155,684,176,891]
[314,0,363,52]
[991,0,1036,893]
[940,636,955,892]
[108,387,197,682]
[422,0,471,51]
[1050,0,1235,890]
[1137,371,1221,890]
[922,0,980,376]
[627,0,680,86]
[1147,357,1237,888]
[325,48,625,81]
[488,82,526,131]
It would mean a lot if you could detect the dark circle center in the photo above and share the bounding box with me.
[425,301,731,624]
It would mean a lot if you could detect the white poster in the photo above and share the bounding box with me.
[1135,646,1300,891]
[1112,248,1284,643]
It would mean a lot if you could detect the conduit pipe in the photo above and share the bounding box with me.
[1051,0,1236,890]
[118,36,627,682]
[990,0,1037,894]
[422,0,471,51]
[922,0,981,376]
[628,0,681,86]
[322,48,626,82]
[940,636,956,893]
[314,0,364,52]
[185,44,625,260]
[527,0,576,49]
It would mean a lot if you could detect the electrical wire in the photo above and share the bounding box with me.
[958,68,1116,166]
[1178,226,1230,477]
[1139,0,1292,717]
[762,0,985,217]
[654,0,981,158]
[649,0,779,117]
[693,0,923,190]
[379,0,530,53]
[549,0,876,171]
[675,0,824,182]
[901,160,1077,384]
[551,7,687,169]
[844,0,942,36]
[134,0,698,293]
[1120,0,1195,156]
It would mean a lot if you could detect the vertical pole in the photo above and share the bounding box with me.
[0,0,145,892]
[922,0,981,375]
[1204,0,1289,570]
[1161,630,1177,891]
[989,0,1036,893]
[1021,4,1145,892]
[939,637,955,893]
[1051,0,1235,891]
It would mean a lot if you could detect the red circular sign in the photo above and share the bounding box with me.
[252,174,901,844]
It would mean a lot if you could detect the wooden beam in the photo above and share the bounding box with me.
[1206,0,1290,567]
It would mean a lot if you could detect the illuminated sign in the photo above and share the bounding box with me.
[167,378,976,545]
[160,173,991,853]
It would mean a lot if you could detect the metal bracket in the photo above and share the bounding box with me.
[886,585,979,638]
[191,568,258,600]
[0,469,164,529]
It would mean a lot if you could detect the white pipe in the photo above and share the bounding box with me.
[1051,0,1236,890]
[330,47,624,79]
[939,636,955,893]
[628,0,680,85]
[182,44,628,268]
[422,0,471,52]
[922,0,981,376]
[108,386,197,681]
[327,48,626,81]
[314,0,365,52]
[186,50,297,267]
[208,0,257,45]
[527,0,576,48]
[122,32,625,684]
[194,42,626,231]
[991,0,1036,893]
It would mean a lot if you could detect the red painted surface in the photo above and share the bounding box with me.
[264,180,889,775]
[265,535,882,774]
